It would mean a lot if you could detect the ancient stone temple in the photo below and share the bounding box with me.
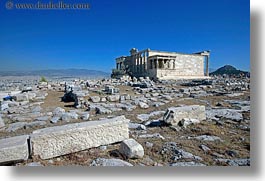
[115,48,210,80]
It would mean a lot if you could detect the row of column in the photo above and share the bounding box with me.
[205,55,209,76]
[132,52,148,74]
[149,59,176,70]
[116,62,123,70]
[130,53,209,76]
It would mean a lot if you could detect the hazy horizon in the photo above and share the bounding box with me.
[0,64,250,75]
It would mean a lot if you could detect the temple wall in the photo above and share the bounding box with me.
[147,54,204,79]
[115,49,208,80]
[174,54,204,76]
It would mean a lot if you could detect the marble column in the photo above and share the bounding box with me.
[133,55,135,73]
[206,55,209,76]
[139,55,141,73]
[149,59,152,69]
[144,52,147,71]
[156,59,159,69]
[134,55,137,73]
[137,55,140,73]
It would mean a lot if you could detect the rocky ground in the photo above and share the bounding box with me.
[0,75,250,166]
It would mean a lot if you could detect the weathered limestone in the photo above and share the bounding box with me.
[32,106,42,113]
[14,93,29,102]
[161,142,202,162]
[104,86,119,95]
[27,92,36,101]
[0,115,5,128]
[30,116,130,159]
[6,122,27,132]
[170,162,206,166]
[170,118,201,131]
[119,138,144,159]
[107,95,120,102]
[199,144,211,153]
[35,116,50,122]
[163,105,206,126]
[90,158,133,166]
[0,102,9,111]
[26,162,43,166]
[81,112,90,120]
[95,106,112,114]
[138,101,149,109]
[206,109,243,122]
[137,111,165,122]
[61,112,78,122]
[138,133,165,140]
[90,96,101,103]
[194,135,222,142]
[129,122,146,130]
[25,121,47,129]
[53,107,65,116]
[50,116,60,124]
[0,135,29,164]
[181,118,200,128]
[215,158,250,166]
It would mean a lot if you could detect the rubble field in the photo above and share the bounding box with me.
[0,76,250,166]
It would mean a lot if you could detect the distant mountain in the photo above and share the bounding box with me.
[210,65,249,76]
[0,69,110,78]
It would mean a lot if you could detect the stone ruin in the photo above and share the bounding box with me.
[0,72,250,166]
[62,83,88,108]
[104,85,119,95]
[0,116,130,163]
[114,48,210,80]
[62,84,79,107]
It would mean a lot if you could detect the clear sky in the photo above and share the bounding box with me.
[0,0,250,72]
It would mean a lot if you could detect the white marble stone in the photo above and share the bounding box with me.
[119,138,144,159]
[30,116,130,159]
[163,105,206,126]
[0,135,29,164]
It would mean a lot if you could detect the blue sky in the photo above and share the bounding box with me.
[0,0,250,72]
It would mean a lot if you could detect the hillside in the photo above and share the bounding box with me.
[210,65,249,76]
